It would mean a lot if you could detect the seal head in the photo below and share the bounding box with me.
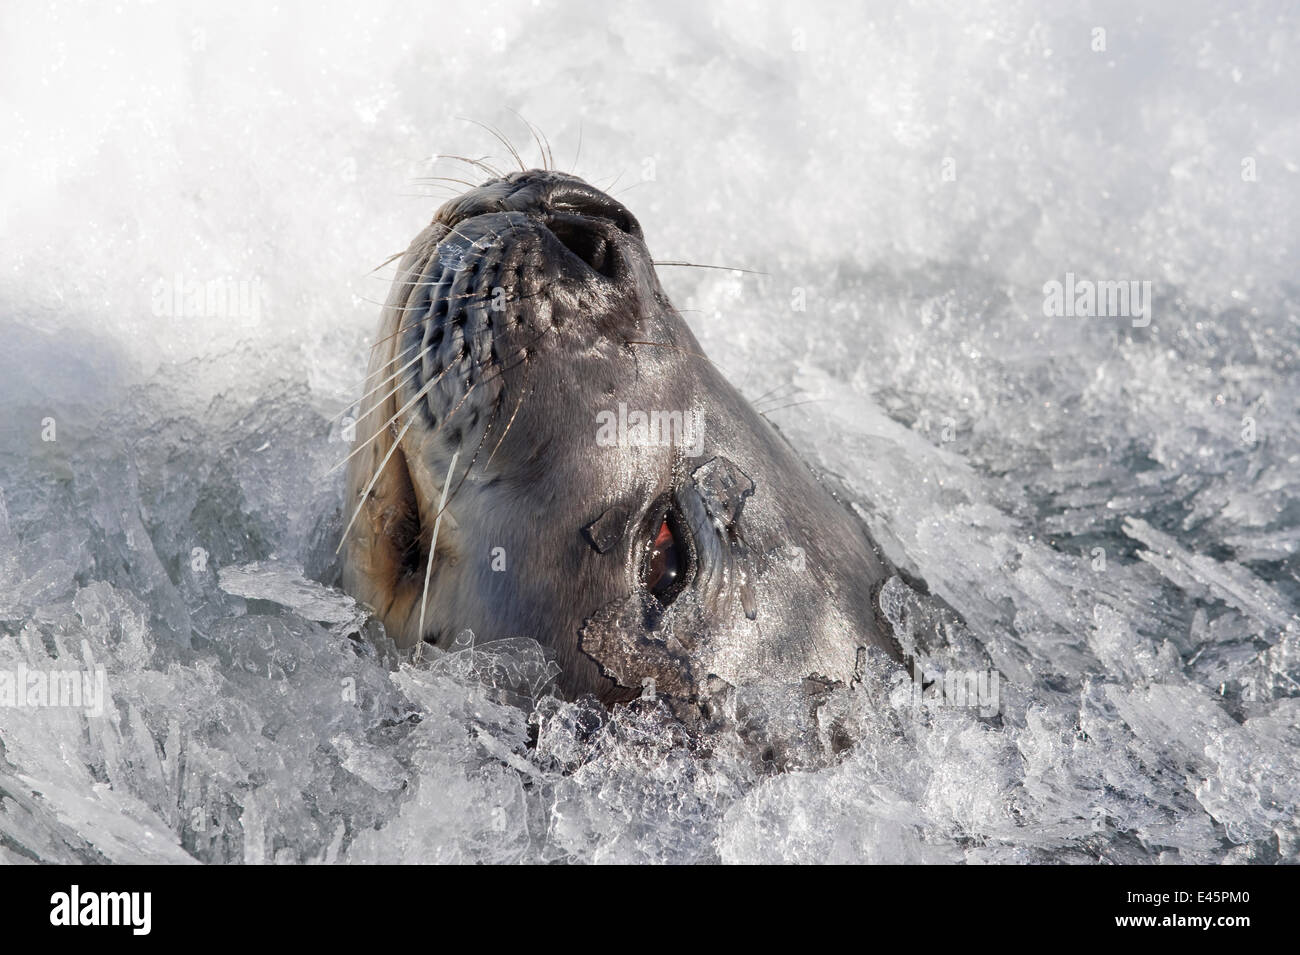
[342,170,901,712]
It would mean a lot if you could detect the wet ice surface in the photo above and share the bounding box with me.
[1,1,1298,863]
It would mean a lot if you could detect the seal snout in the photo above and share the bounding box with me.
[432,170,643,281]
[434,170,642,238]
[398,170,657,446]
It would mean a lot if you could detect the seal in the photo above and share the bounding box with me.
[341,169,904,713]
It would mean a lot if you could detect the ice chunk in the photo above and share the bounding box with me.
[218,560,365,629]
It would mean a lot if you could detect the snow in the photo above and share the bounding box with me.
[1,0,1297,863]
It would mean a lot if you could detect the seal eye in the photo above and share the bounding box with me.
[644,512,689,604]
[646,520,678,594]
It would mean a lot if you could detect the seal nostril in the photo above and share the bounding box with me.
[547,216,617,279]
[547,186,642,240]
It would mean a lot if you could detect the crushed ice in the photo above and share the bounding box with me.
[1,0,1297,863]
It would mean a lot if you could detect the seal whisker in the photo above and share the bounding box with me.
[653,261,770,276]
[337,375,481,552]
[750,381,799,411]
[364,218,536,349]
[413,175,479,189]
[360,293,445,318]
[541,127,555,172]
[434,208,518,250]
[507,108,551,172]
[526,117,555,172]
[569,120,583,176]
[402,183,462,194]
[376,334,536,472]
[369,248,418,276]
[750,381,794,405]
[417,448,460,643]
[602,170,626,194]
[344,347,433,425]
[326,364,451,476]
[484,358,531,469]
[350,371,420,429]
[757,398,826,417]
[357,294,418,314]
[751,378,798,402]
[381,220,516,315]
[435,153,505,179]
[359,277,504,314]
[329,342,423,423]
[363,287,513,343]
[401,189,464,200]
[367,279,551,351]
[335,415,415,553]
[366,320,547,457]
[459,117,526,172]
[432,384,502,517]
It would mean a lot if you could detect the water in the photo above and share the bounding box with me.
[1,0,1297,863]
